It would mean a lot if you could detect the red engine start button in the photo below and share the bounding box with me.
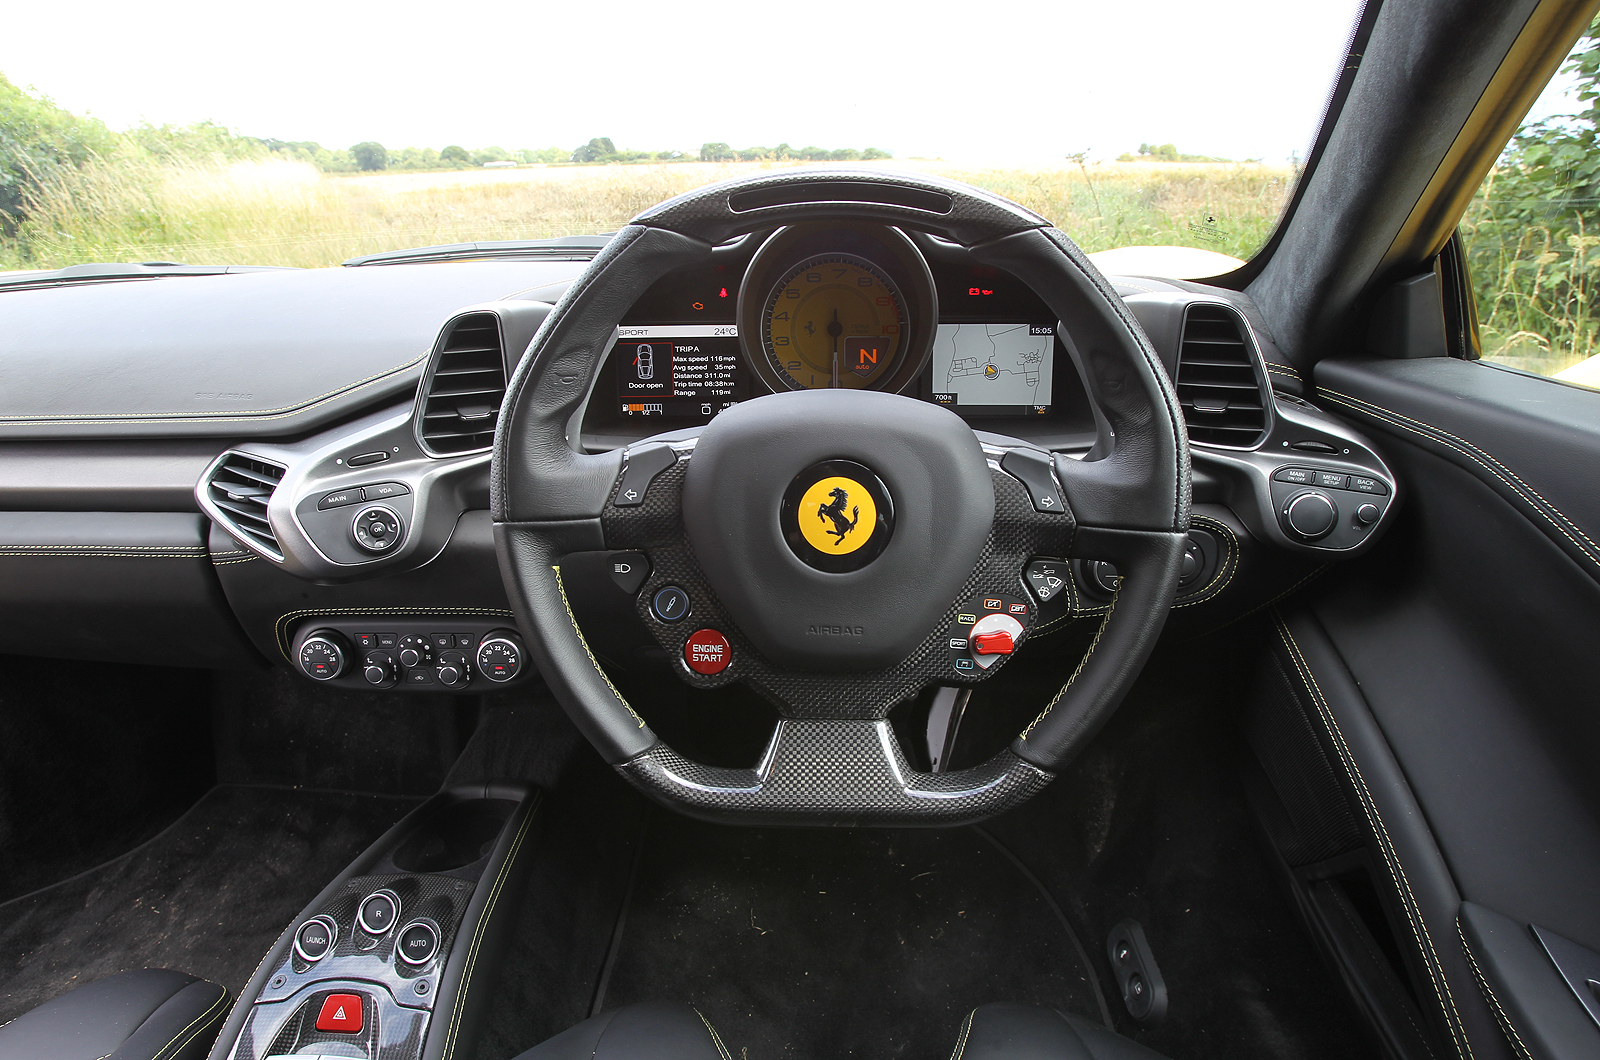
[684,629,731,675]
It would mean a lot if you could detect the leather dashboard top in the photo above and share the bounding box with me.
[0,261,582,439]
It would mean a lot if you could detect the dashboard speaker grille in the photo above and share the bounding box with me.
[419,312,507,455]
[206,453,286,558]
[1175,303,1268,448]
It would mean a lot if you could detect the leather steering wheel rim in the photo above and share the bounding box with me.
[492,168,1190,826]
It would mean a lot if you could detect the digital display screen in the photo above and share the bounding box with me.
[928,322,1056,415]
[615,324,748,419]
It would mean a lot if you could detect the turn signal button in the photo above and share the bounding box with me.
[972,630,1015,655]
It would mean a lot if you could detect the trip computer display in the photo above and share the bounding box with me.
[615,324,748,420]
[928,322,1056,416]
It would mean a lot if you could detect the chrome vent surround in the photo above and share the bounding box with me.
[1174,303,1269,448]
[205,453,287,559]
[418,312,507,455]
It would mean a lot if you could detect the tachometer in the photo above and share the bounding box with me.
[736,223,938,397]
[761,254,906,390]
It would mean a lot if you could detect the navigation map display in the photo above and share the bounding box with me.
[928,323,1056,415]
[615,324,748,420]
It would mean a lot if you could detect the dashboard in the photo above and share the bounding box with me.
[0,223,1400,692]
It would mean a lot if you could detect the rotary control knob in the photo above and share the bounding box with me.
[476,630,525,683]
[1282,491,1339,541]
[298,630,350,680]
[363,652,396,688]
[436,650,470,688]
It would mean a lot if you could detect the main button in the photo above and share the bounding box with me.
[651,585,691,623]
[294,917,336,962]
[612,443,678,507]
[318,488,364,510]
[357,890,399,935]
[1000,449,1066,514]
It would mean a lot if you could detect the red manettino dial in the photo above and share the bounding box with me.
[684,629,731,675]
[971,630,1016,655]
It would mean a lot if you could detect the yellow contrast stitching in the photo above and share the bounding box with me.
[1019,590,1118,741]
[1318,386,1600,570]
[949,1009,976,1060]
[272,606,513,661]
[439,795,539,1060]
[552,565,644,728]
[1173,513,1240,609]
[693,1007,734,1060]
[1274,615,1474,1060]
[148,987,228,1060]
[0,354,426,426]
[1458,921,1533,1060]
[0,551,207,558]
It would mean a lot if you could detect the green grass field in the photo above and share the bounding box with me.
[0,157,1289,271]
[1,155,1592,382]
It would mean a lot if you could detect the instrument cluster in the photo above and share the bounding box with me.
[597,223,1082,435]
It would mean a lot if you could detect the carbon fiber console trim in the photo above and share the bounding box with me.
[619,719,1054,826]
[602,455,1074,719]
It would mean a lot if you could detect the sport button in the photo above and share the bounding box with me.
[684,629,731,675]
[316,993,364,1033]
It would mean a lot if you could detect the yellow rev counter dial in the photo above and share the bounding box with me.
[762,254,905,390]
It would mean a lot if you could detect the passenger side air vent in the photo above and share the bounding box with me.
[1174,304,1269,448]
[206,453,287,559]
[418,312,507,455]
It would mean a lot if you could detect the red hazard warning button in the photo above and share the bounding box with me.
[684,629,731,675]
[316,993,364,1033]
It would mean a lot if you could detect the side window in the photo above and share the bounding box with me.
[1461,17,1600,389]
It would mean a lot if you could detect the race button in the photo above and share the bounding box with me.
[684,629,731,675]
[316,993,364,1033]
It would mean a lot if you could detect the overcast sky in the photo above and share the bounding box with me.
[1,0,1583,165]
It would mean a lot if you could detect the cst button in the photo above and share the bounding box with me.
[316,993,364,1033]
[651,585,691,623]
[684,629,731,675]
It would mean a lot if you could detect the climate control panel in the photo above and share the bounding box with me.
[291,619,530,691]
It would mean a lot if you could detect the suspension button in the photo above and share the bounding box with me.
[684,629,731,675]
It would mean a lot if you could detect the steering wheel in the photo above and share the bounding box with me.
[492,169,1189,826]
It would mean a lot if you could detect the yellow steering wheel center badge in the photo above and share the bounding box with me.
[798,476,876,555]
[780,460,895,573]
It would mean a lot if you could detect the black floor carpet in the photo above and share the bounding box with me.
[598,814,1107,1060]
[0,783,416,1023]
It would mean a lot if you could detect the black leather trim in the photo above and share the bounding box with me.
[511,1002,730,1060]
[968,229,1190,534]
[1270,609,1510,1060]
[1315,357,1600,586]
[949,1003,1168,1060]
[0,511,259,668]
[1459,902,1600,1060]
[1010,529,1187,771]
[0,969,228,1060]
[0,262,584,439]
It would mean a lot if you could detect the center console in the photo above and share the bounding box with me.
[209,785,539,1060]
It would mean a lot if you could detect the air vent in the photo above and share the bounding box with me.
[418,312,507,455]
[1174,304,1269,448]
[206,453,286,558]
